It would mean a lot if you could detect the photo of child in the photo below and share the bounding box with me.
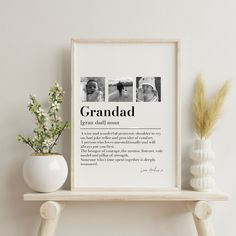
[136,77,161,102]
[80,77,105,102]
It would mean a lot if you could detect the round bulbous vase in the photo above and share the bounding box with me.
[23,153,68,193]
[190,138,216,191]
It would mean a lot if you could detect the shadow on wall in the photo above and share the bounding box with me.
[182,141,193,189]
[181,84,196,190]
[5,144,41,235]
[61,45,71,190]
[60,201,194,236]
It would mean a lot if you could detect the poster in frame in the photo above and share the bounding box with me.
[71,38,181,192]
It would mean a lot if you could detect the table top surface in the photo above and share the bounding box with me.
[23,190,229,202]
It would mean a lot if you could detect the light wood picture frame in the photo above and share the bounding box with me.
[71,38,181,192]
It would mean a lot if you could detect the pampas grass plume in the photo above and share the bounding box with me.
[193,74,231,139]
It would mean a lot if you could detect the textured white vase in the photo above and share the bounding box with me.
[23,153,68,193]
[190,138,216,191]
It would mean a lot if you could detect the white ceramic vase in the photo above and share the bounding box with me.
[23,153,68,193]
[190,138,216,191]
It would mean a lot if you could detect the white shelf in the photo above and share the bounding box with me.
[24,190,229,202]
[25,190,229,236]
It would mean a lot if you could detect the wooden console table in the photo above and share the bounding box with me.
[24,190,228,236]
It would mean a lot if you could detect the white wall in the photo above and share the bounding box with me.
[0,0,235,235]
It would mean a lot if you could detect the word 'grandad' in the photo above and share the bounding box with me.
[80,106,135,117]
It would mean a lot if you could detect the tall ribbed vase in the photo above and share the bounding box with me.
[190,138,216,191]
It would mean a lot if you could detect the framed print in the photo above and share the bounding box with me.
[71,39,181,192]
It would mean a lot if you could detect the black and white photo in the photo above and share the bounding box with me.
[136,77,161,102]
[108,77,133,102]
[80,77,105,102]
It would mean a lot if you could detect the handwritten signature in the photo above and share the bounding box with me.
[140,166,164,173]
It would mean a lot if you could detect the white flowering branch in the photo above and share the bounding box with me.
[17,81,70,154]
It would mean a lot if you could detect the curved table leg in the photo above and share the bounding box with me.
[187,201,215,236]
[38,201,65,236]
